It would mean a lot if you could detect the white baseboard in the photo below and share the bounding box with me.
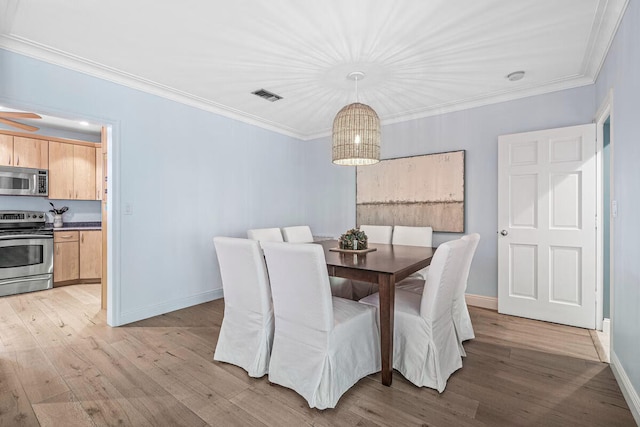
[115,288,224,326]
[603,318,611,335]
[465,293,498,311]
[611,350,640,425]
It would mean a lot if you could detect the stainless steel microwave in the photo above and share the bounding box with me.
[0,166,48,196]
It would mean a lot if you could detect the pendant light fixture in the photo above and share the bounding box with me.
[332,71,380,166]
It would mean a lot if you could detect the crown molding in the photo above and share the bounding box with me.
[581,0,630,80]
[302,75,595,141]
[0,35,304,140]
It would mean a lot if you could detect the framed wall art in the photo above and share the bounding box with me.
[356,150,465,233]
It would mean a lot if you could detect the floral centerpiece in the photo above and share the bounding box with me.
[339,228,368,250]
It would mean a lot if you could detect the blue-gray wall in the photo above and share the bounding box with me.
[0,48,308,325]
[595,0,640,411]
[307,86,596,298]
[603,119,610,320]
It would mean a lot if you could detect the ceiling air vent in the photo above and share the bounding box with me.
[252,88,283,102]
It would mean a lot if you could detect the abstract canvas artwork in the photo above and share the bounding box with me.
[356,150,465,232]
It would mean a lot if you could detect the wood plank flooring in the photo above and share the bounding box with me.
[0,285,635,426]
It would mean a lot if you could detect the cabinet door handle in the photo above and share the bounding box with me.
[81,234,84,243]
[56,244,59,255]
[16,156,19,166]
[59,235,73,239]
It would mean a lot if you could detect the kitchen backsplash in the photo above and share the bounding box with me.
[0,196,101,222]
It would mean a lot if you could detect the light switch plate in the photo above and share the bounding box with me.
[124,203,133,215]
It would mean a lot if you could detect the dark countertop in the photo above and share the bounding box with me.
[46,221,102,231]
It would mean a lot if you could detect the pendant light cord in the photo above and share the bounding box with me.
[355,75,359,103]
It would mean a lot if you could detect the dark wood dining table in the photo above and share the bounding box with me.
[317,239,435,386]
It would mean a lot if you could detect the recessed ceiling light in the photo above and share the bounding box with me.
[506,71,525,81]
[79,121,90,126]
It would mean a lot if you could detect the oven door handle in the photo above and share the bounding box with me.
[0,234,53,240]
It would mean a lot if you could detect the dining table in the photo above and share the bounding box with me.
[317,239,435,386]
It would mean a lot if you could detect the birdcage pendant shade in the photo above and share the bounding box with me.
[332,102,380,166]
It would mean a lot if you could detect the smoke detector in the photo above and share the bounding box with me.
[506,71,526,81]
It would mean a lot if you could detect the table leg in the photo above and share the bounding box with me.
[378,273,395,386]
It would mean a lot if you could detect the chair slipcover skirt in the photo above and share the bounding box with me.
[360,290,461,392]
[212,237,274,378]
[453,297,475,342]
[214,306,274,378]
[262,242,380,409]
[268,298,380,409]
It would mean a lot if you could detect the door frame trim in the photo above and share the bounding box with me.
[594,89,613,338]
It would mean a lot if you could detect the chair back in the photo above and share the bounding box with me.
[282,225,314,243]
[247,227,284,243]
[455,233,480,298]
[420,239,467,321]
[392,226,433,247]
[262,242,334,332]
[359,225,393,244]
[213,237,272,315]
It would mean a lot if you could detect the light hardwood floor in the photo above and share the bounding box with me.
[0,285,635,426]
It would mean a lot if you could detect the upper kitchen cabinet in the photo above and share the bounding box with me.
[0,135,48,168]
[49,141,96,200]
[0,135,12,166]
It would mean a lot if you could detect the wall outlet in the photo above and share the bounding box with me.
[124,203,133,215]
[612,200,618,218]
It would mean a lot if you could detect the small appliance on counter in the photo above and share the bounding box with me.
[0,165,48,196]
[0,210,53,297]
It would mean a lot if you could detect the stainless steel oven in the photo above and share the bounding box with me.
[0,211,53,297]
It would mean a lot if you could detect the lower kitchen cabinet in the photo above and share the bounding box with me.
[80,230,102,280]
[54,229,101,286]
[54,231,79,284]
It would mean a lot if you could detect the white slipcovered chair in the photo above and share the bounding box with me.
[262,242,381,409]
[352,225,394,300]
[359,225,393,244]
[281,225,314,243]
[212,237,274,377]
[393,225,433,280]
[452,233,480,354]
[247,227,284,244]
[359,239,467,392]
[282,225,353,299]
[397,234,481,356]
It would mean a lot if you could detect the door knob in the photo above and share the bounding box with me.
[499,230,508,236]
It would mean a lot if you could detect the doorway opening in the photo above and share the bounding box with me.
[0,104,111,320]
[595,91,613,363]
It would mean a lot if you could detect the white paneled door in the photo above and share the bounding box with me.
[498,124,596,329]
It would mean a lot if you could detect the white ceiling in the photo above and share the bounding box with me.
[0,0,628,140]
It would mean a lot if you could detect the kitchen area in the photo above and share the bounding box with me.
[0,112,106,306]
